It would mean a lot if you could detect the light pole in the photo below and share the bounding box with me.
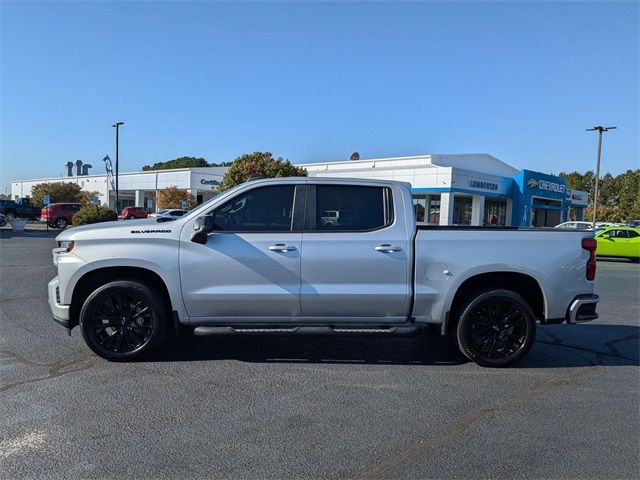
[112,122,124,211]
[586,125,616,229]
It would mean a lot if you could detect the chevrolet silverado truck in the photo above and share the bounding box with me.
[48,178,599,367]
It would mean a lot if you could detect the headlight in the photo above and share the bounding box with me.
[57,240,75,253]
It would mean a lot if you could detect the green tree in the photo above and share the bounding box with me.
[559,170,595,203]
[142,157,209,171]
[219,152,307,191]
[72,205,118,226]
[30,182,90,207]
[157,186,197,209]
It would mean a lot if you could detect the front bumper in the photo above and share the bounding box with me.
[48,276,71,329]
[566,294,599,324]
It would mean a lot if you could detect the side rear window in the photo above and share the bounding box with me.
[311,185,393,232]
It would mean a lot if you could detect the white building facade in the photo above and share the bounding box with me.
[11,167,226,210]
[11,153,587,225]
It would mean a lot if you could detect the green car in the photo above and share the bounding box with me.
[594,226,640,263]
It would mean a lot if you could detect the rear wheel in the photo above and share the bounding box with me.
[79,280,169,361]
[5,212,15,220]
[55,217,68,228]
[453,289,536,367]
[127,216,135,220]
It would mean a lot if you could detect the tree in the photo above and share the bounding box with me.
[219,152,307,191]
[142,157,209,171]
[560,169,640,222]
[30,182,95,207]
[157,186,196,209]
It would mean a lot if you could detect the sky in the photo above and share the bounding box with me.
[1,1,637,193]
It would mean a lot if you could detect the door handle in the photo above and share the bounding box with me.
[374,244,402,253]
[268,244,297,252]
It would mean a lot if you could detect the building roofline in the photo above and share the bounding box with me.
[11,166,227,184]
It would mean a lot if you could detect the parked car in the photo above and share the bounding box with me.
[147,209,187,221]
[40,203,82,228]
[48,178,600,366]
[555,221,593,230]
[119,206,151,220]
[594,226,640,263]
[0,213,6,227]
[0,198,40,220]
[627,220,640,228]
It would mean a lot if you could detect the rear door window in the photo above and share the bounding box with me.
[309,185,392,232]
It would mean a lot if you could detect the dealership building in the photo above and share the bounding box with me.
[10,153,588,227]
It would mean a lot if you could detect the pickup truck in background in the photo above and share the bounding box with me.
[0,198,41,220]
[48,178,599,367]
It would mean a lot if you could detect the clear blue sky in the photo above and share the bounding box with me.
[1,1,637,192]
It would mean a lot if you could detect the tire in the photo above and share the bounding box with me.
[127,216,135,220]
[55,217,68,229]
[453,288,536,367]
[5,212,15,221]
[79,280,169,361]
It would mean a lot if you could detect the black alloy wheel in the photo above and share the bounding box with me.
[454,289,536,367]
[55,218,68,228]
[80,281,169,361]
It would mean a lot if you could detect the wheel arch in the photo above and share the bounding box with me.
[448,271,546,327]
[69,266,174,330]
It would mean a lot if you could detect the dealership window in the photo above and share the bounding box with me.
[413,194,441,224]
[428,195,441,223]
[453,196,472,225]
[412,195,426,223]
[484,200,507,226]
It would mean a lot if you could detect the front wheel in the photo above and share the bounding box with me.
[454,289,536,367]
[79,280,169,361]
[55,217,68,228]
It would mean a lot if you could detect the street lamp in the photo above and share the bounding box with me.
[586,125,616,229]
[112,122,124,211]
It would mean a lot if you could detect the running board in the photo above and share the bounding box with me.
[192,325,423,337]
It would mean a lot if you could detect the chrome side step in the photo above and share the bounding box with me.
[192,325,423,337]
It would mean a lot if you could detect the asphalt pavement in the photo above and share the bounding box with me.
[0,230,638,480]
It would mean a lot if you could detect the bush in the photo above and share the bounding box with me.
[72,205,118,226]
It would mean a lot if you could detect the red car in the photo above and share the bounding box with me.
[40,203,82,228]
[119,206,151,219]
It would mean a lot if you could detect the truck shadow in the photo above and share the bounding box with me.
[153,324,639,368]
[155,331,467,366]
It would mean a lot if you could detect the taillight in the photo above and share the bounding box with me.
[582,237,597,281]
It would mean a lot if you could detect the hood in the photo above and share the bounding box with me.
[55,218,180,242]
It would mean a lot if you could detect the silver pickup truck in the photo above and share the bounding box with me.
[48,177,599,367]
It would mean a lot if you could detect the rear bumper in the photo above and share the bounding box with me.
[566,294,599,324]
[48,276,71,329]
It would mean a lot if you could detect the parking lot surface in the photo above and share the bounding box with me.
[1,231,638,480]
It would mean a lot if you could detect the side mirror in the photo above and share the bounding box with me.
[191,216,215,244]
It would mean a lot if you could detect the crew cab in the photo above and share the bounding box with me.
[48,178,599,367]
